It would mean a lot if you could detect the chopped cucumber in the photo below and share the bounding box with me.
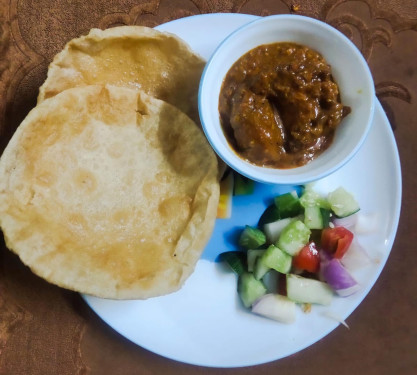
[252,294,296,324]
[300,188,331,209]
[286,274,333,305]
[219,251,246,275]
[247,249,265,272]
[263,217,293,244]
[258,204,281,227]
[220,184,363,324]
[238,272,267,308]
[253,256,271,280]
[258,191,302,227]
[238,225,266,249]
[304,206,326,229]
[327,187,360,218]
[321,208,331,228]
[261,245,292,274]
[274,191,302,218]
[277,220,311,256]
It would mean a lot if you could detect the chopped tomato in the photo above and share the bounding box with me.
[292,242,320,273]
[321,227,354,259]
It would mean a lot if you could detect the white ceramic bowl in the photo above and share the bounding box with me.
[199,14,375,185]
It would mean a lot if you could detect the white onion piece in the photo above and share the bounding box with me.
[354,212,378,234]
[321,258,360,297]
[335,283,361,297]
[341,238,372,271]
[332,212,359,229]
[252,294,296,324]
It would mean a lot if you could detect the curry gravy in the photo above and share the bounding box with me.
[219,42,350,168]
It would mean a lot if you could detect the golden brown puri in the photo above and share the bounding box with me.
[37,26,205,123]
[0,85,220,299]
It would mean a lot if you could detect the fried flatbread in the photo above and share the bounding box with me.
[0,85,219,299]
[37,26,205,122]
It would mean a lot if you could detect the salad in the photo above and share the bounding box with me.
[219,184,373,324]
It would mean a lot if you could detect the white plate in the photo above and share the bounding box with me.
[83,14,402,368]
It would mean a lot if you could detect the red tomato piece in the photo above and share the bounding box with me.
[293,242,320,273]
[321,227,354,259]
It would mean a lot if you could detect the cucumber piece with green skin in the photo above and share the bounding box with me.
[321,208,331,228]
[261,245,292,274]
[258,204,281,227]
[328,187,360,218]
[304,206,324,229]
[286,274,333,305]
[253,256,271,280]
[263,217,293,244]
[274,191,302,218]
[258,191,302,228]
[277,220,311,256]
[247,249,265,272]
[238,272,267,308]
[238,225,266,249]
[300,188,331,209]
[219,251,247,275]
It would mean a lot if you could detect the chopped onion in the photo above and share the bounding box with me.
[335,284,361,297]
[332,212,359,229]
[319,249,332,263]
[354,212,378,234]
[252,294,296,324]
[321,258,360,297]
[318,250,331,282]
[341,238,372,271]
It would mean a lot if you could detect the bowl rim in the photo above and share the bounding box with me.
[198,14,376,185]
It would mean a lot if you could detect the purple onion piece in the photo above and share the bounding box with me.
[321,258,359,297]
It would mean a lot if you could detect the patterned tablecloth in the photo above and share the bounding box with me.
[1,1,416,374]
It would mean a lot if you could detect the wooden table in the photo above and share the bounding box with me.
[1,1,416,374]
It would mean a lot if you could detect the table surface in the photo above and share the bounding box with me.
[1,1,416,374]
